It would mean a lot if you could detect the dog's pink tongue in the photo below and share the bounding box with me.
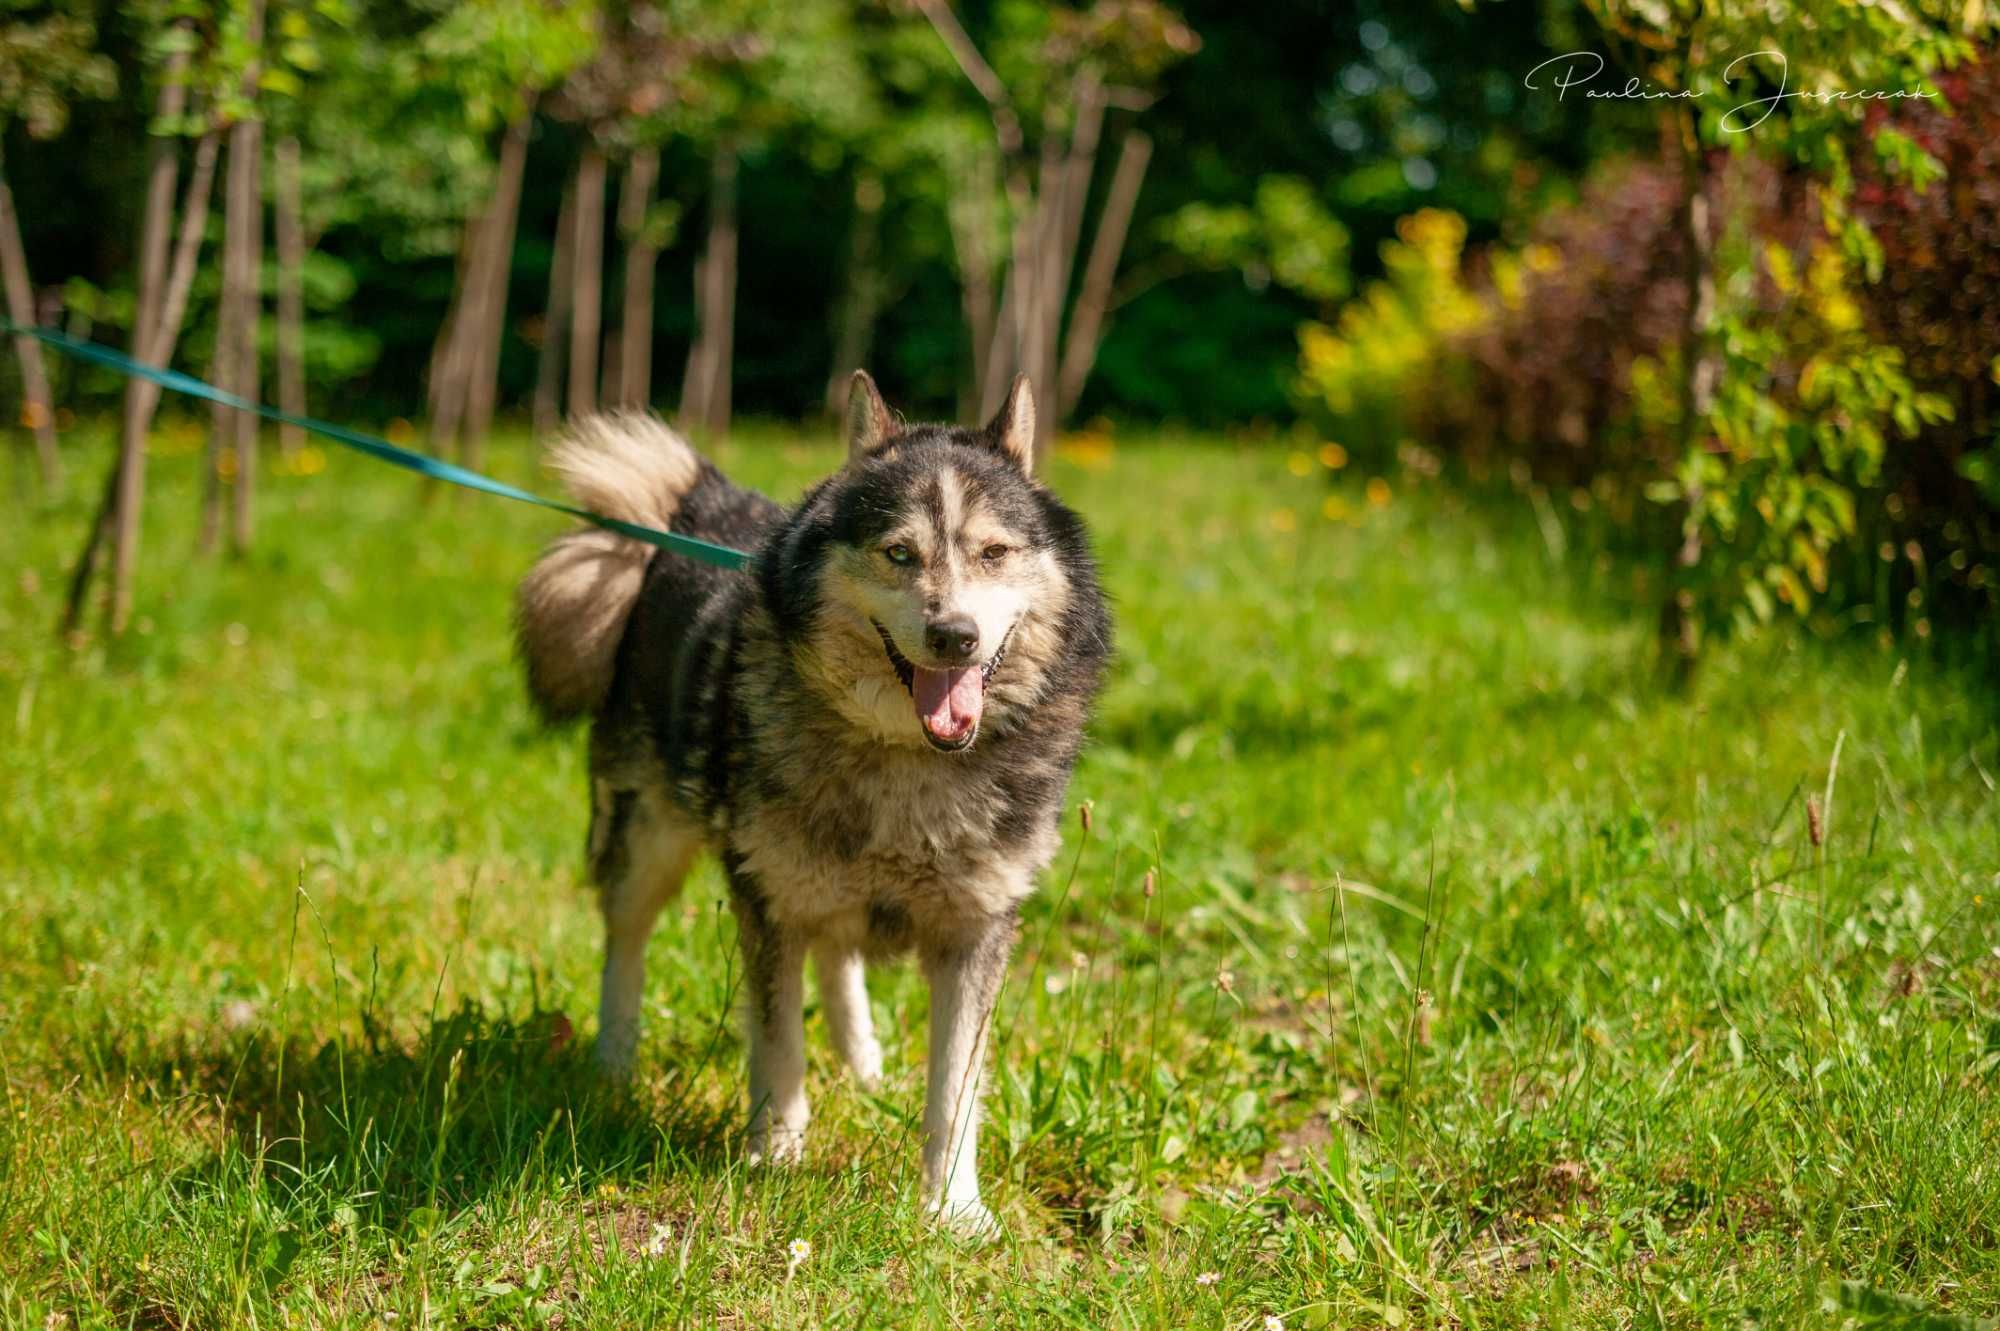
[912,665,984,741]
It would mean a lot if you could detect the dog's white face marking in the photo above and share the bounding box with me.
[807,461,1070,748]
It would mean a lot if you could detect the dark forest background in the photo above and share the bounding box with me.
[8,1,1632,425]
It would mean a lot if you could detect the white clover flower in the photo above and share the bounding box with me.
[1194,1270,1220,1287]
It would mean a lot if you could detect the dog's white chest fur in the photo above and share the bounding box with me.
[730,741,1055,940]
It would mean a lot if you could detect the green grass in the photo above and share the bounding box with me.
[2,422,1996,1329]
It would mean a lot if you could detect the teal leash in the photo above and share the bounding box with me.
[4,322,753,571]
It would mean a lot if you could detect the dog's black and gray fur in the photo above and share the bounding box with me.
[516,373,1109,1234]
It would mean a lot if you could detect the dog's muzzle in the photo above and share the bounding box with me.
[872,620,1015,752]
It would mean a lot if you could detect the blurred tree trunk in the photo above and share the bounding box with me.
[273,135,305,457]
[1660,109,1717,684]
[132,132,218,433]
[428,105,530,466]
[825,171,885,417]
[228,115,263,554]
[200,2,266,555]
[461,113,530,471]
[1014,114,1070,437]
[0,162,60,490]
[964,86,1102,450]
[1018,196,1059,420]
[996,75,1113,458]
[63,126,217,635]
[945,153,997,421]
[534,177,577,436]
[615,146,660,409]
[680,245,707,426]
[103,33,193,634]
[979,193,1033,420]
[426,222,476,452]
[917,2,1163,455]
[1050,84,1104,314]
[567,143,607,420]
[200,154,240,556]
[1057,131,1149,418]
[203,92,265,555]
[64,475,118,636]
[1027,80,1105,439]
[914,0,1029,422]
[601,329,621,408]
[679,141,737,437]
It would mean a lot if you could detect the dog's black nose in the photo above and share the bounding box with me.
[924,614,980,662]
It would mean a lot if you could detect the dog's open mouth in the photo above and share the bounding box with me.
[873,621,1013,752]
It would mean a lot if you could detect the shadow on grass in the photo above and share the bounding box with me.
[1094,686,1399,757]
[88,1000,741,1235]
[1092,664,1637,759]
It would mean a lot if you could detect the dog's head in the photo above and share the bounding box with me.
[765,372,1101,753]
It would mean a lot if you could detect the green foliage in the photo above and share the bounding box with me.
[1558,1,1988,643]
[283,7,507,255]
[1293,208,1482,454]
[1295,174,1976,647]
[0,0,113,139]
[1294,4,1999,652]
[417,0,601,130]
[1963,439,2000,509]
[257,0,354,107]
[1574,0,1975,155]
[985,0,1199,126]
[1156,175,1351,305]
[718,0,877,149]
[0,0,1635,425]
[287,246,381,380]
[1646,238,1950,634]
[208,0,266,123]
[546,0,844,150]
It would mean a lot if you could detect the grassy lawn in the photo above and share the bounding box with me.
[2,422,1996,1329]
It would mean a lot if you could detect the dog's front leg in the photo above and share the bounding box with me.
[734,896,809,1165]
[813,940,883,1089]
[920,916,1014,1238]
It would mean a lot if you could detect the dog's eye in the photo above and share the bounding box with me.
[884,543,915,566]
[981,544,1011,563]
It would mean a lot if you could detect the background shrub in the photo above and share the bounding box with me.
[1297,65,1997,659]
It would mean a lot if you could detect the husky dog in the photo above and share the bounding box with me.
[515,373,1110,1234]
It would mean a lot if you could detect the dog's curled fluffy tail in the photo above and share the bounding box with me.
[515,413,702,723]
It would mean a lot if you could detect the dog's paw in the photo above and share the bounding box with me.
[927,1198,1001,1243]
[847,1051,884,1093]
[746,1127,806,1168]
[592,1034,636,1082]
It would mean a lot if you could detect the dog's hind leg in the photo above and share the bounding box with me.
[591,782,701,1078]
[730,878,809,1165]
[813,941,883,1090]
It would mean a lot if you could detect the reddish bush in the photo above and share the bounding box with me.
[1448,159,1687,485]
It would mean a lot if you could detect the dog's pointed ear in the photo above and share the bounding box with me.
[845,369,893,463]
[985,374,1036,475]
